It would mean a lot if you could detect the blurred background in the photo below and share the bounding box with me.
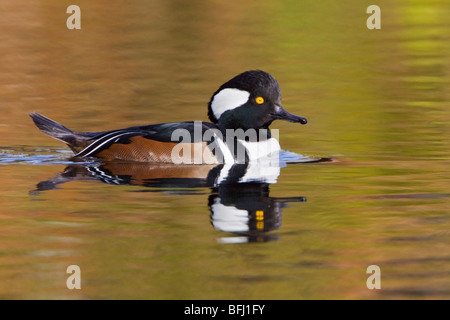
[0,0,448,299]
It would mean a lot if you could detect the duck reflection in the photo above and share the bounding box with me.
[32,160,310,243]
[209,181,306,243]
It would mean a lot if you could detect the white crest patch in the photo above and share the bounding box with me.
[211,88,250,120]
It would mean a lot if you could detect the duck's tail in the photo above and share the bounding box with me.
[29,112,87,152]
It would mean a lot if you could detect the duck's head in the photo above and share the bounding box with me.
[208,70,307,131]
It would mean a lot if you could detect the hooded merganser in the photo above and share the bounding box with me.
[30,70,307,164]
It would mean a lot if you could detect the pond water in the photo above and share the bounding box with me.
[0,0,449,299]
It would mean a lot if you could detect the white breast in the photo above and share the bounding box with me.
[238,137,281,161]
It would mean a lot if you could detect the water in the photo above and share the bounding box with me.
[0,0,449,299]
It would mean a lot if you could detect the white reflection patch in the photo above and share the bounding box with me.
[211,88,250,120]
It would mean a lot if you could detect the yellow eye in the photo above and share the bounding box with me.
[255,97,264,104]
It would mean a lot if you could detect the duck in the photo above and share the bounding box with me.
[30,70,307,164]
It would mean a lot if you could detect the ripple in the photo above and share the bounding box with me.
[0,146,93,165]
[1,146,332,166]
